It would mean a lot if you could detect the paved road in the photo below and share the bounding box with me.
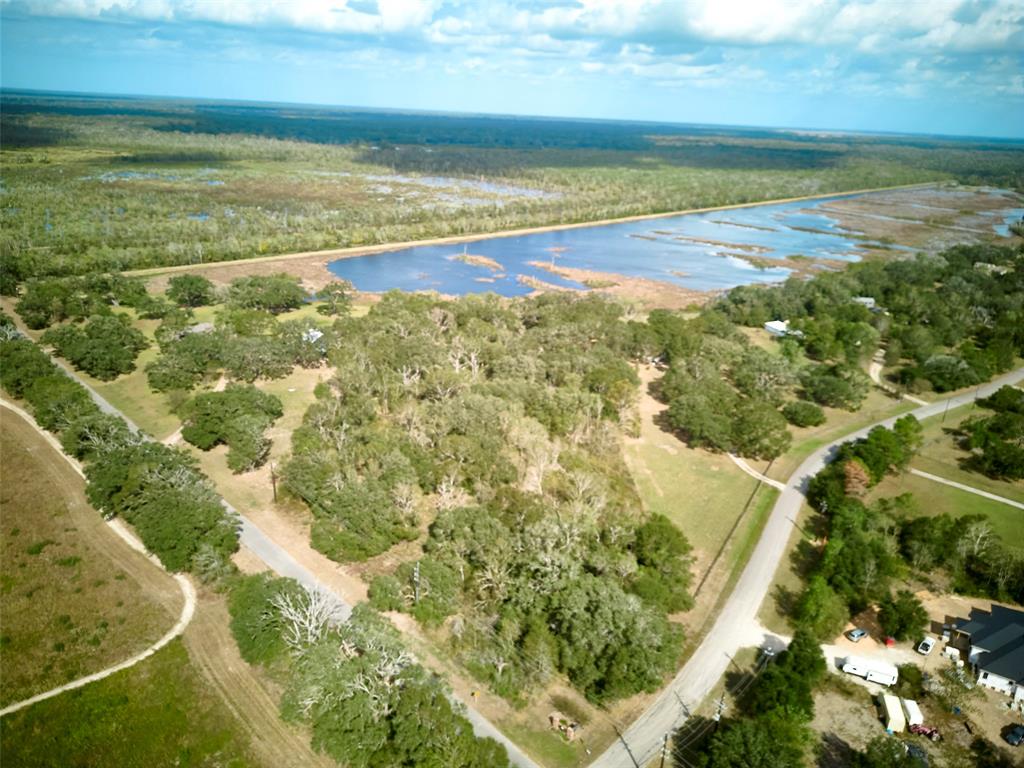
[590,366,1024,768]
[910,468,1024,510]
[0,399,198,719]
[10,330,537,767]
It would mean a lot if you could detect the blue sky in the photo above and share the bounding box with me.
[2,1,1023,138]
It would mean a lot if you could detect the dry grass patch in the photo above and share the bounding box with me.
[0,407,177,707]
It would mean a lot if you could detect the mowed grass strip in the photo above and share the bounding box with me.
[0,640,255,768]
[0,407,176,706]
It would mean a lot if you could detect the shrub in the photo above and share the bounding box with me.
[782,400,826,428]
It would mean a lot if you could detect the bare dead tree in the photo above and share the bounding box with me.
[272,584,349,652]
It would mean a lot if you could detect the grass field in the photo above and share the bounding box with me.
[0,407,176,706]
[0,641,256,768]
[910,402,1024,504]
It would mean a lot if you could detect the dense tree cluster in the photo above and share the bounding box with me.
[678,630,824,767]
[146,283,332,391]
[0,328,238,572]
[798,415,1024,632]
[16,272,149,329]
[955,386,1024,480]
[640,311,804,458]
[41,313,149,380]
[181,384,283,472]
[282,292,689,703]
[228,576,509,767]
[717,243,1024,395]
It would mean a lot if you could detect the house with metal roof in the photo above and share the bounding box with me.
[953,605,1024,702]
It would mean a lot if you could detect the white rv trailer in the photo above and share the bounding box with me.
[882,694,906,733]
[841,656,899,686]
[901,698,924,727]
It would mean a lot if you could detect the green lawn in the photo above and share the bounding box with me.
[0,641,255,768]
[624,436,759,557]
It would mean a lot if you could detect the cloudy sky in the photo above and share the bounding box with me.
[2,0,1022,138]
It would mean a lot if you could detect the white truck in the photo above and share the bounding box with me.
[842,655,899,686]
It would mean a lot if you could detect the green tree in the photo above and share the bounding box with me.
[731,399,792,459]
[227,574,299,665]
[697,715,809,768]
[226,274,307,314]
[42,314,149,380]
[854,735,927,767]
[167,274,216,307]
[878,589,928,641]
[782,400,826,428]
[796,575,849,640]
[315,280,354,316]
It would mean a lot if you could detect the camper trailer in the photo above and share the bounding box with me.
[842,656,899,686]
[901,698,924,727]
[882,694,906,733]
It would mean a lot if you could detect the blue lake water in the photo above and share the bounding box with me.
[326,191,1019,296]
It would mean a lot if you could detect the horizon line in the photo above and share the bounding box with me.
[4,85,1024,145]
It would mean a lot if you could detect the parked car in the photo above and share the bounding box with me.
[1006,725,1024,747]
[847,628,868,643]
[917,637,936,655]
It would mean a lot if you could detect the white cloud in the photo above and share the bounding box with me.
[3,0,1021,106]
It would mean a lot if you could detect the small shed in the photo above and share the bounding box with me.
[902,698,924,727]
[882,694,906,733]
[764,320,790,337]
[853,296,877,310]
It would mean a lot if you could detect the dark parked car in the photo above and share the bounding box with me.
[1006,725,1024,747]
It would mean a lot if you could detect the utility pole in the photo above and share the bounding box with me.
[942,397,952,423]
[712,692,727,732]
[269,461,278,503]
[413,561,421,604]
[660,732,670,768]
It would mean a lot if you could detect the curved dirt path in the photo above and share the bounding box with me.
[590,365,1024,768]
[868,352,928,406]
[727,453,786,491]
[0,400,196,718]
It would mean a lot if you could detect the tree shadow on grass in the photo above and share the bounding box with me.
[817,732,857,768]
